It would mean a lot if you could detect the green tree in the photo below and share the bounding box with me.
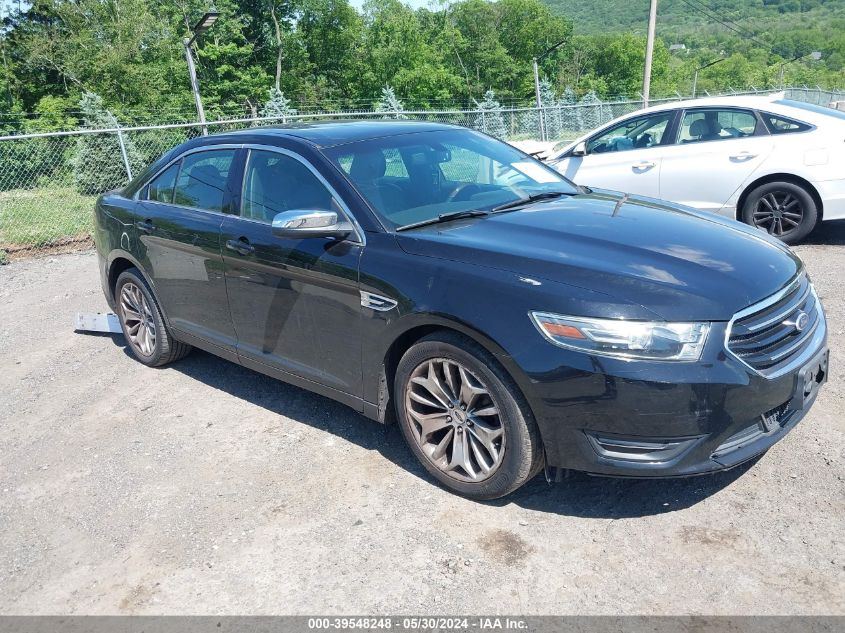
[260,87,298,121]
[374,85,407,118]
[473,89,507,139]
[74,92,142,194]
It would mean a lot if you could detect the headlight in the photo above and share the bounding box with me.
[529,312,710,361]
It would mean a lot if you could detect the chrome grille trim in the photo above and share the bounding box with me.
[743,282,812,334]
[725,273,827,379]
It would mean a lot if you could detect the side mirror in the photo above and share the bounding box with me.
[572,141,587,157]
[271,209,352,240]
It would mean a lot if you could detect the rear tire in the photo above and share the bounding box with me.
[741,181,817,245]
[115,268,192,367]
[394,331,543,500]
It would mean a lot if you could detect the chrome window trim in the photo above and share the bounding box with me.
[723,272,827,379]
[238,144,366,246]
[133,142,366,245]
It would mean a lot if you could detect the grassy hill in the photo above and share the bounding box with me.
[543,0,845,40]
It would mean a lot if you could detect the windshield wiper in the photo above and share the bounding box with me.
[490,190,574,213]
[395,209,489,232]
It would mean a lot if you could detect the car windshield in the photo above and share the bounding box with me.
[323,128,578,229]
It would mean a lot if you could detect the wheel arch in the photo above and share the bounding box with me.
[376,315,535,427]
[105,251,170,326]
[736,173,824,222]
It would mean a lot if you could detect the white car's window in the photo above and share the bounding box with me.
[762,113,812,134]
[587,112,673,154]
[679,109,758,144]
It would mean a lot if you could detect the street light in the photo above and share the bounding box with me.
[692,58,726,98]
[184,10,220,136]
[778,51,822,89]
[532,38,568,142]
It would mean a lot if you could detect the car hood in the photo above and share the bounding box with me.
[395,190,802,321]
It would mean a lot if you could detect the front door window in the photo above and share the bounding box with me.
[587,112,673,154]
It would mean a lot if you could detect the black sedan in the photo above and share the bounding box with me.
[94,121,828,499]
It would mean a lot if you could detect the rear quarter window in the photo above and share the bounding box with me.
[761,112,813,134]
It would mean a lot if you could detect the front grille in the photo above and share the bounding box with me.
[727,274,821,377]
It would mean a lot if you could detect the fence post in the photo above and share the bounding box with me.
[116,128,133,182]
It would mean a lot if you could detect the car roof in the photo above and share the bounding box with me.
[201,119,457,149]
[638,93,789,115]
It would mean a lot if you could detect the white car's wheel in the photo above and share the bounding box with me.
[741,181,818,245]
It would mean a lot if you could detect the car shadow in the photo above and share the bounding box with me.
[110,341,753,518]
[803,219,845,245]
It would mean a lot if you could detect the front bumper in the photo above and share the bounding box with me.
[512,320,828,478]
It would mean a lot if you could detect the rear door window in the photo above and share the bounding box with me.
[678,109,760,144]
[172,150,237,212]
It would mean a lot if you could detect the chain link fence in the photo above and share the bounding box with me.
[1,87,843,261]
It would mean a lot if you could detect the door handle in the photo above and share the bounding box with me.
[632,161,655,170]
[136,220,155,233]
[730,152,758,160]
[226,238,255,256]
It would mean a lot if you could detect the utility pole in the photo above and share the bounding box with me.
[183,11,220,136]
[531,37,569,142]
[532,57,545,142]
[184,39,208,136]
[642,0,658,108]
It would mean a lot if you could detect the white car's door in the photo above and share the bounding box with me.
[553,110,676,198]
[659,107,775,215]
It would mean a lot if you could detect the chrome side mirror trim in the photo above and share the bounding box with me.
[271,209,352,240]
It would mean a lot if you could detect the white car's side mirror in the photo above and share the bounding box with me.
[572,141,587,157]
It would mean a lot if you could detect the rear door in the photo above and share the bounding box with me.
[553,110,676,198]
[220,147,364,397]
[135,147,239,354]
[658,107,775,215]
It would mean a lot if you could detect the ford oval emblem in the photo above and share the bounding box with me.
[794,311,809,332]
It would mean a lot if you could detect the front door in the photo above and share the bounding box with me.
[136,148,239,352]
[221,148,364,397]
[554,110,675,198]
[659,107,775,214]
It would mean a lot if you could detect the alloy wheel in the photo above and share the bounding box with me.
[119,282,157,356]
[752,191,804,237]
[403,358,505,482]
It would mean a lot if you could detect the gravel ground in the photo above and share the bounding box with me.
[1,224,843,616]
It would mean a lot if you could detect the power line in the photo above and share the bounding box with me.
[676,0,776,55]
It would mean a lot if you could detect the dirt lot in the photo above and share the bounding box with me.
[1,224,843,616]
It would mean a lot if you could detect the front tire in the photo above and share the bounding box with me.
[741,181,818,245]
[394,332,543,500]
[115,268,192,367]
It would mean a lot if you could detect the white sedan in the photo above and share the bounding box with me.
[547,94,845,244]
